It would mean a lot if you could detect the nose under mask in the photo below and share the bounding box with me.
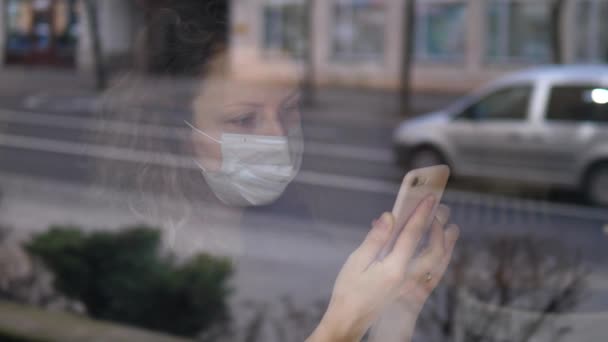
[186,121,303,207]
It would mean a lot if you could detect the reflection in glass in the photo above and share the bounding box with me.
[332,0,385,63]
[575,0,608,63]
[262,0,307,59]
[486,0,551,63]
[415,1,466,62]
[5,0,78,66]
[546,86,608,122]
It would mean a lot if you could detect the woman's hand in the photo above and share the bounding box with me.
[368,203,457,341]
[307,196,459,342]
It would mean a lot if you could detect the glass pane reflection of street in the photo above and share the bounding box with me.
[0,1,606,342]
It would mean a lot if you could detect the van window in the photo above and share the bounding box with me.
[546,85,608,122]
[458,85,532,121]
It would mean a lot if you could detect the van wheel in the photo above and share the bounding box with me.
[585,163,608,206]
[408,147,444,170]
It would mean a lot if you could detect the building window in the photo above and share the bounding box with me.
[5,0,79,67]
[486,0,551,63]
[575,0,608,63]
[262,0,307,59]
[331,0,386,63]
[415,1,467,62]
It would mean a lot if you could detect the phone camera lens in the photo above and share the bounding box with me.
[412,177,419,187]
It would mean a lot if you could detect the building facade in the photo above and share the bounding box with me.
[230,0,608,92]
[0,0,139,72]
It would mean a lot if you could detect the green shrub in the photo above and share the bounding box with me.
[25,225,233,337]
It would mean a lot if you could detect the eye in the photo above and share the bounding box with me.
[227,112,257,128]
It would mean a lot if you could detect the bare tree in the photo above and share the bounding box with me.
[302,0,316,107]
[550,0,566,64]
[84,0,107,90]
[418,235,588,342]
[400,0,417,116]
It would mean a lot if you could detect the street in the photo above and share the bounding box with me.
[1,85,607,253]
[0,85,607,340]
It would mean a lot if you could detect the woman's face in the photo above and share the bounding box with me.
[191,78,301,172]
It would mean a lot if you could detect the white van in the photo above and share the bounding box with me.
[393,66,608,205]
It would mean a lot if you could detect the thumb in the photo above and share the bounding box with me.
[353,213,394,268]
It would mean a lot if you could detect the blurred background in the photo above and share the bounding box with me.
[0,0,607,341]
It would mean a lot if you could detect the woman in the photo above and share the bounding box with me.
[98,2,459,341]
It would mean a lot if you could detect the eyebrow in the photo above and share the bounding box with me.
[228,90,301,110]
[227,102,265,110]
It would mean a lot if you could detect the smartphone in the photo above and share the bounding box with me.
[376,165,450,261]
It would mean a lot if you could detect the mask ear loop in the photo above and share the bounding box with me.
[184,120,222,173]
[184,120,222,143]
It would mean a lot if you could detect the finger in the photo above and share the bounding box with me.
[435,204,451,227]
[384,196,436,268]
[431,224,460,287]
[397,224,459,304]
[351,212,394,269]
[425,216,448,260]
[404,220,444,280]
[440,224,460,267]
[429,205,450,252]
[414,223,460,288]
[403,204,450,266]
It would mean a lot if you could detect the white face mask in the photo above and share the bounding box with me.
[186,121,303,206]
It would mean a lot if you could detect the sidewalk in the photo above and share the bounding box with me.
[1,172,608,341]
[0,300,192,342]
[0,67,461,126]
[0,67,96,98]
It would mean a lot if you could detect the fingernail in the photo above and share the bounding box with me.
[436,205,451,225]
[377,213,391,231]
[447,225,460,241]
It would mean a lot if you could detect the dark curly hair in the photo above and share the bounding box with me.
[138,0,228,75]
[93,0,231,227]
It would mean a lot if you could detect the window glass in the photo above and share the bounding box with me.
[332,0,385,63]
[574,0,608,63]
[546,85,608,122]
[461,85,532,121]
[415,1,466,62]
[262,0,307,59]
[486,0,551,63]
[5,1,608,342]
[6,0,78,65]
